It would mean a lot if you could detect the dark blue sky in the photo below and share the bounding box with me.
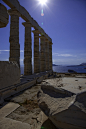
[0,0,86,65]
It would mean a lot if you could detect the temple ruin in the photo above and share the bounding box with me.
[0,0,53,75]
[0,0,53,104]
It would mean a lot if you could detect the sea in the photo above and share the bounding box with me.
[53,65,86,73]
[20,65,86,75]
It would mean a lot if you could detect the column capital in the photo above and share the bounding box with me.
[22,21,32,27]
[39,35,46,39]
[8,8,21,17]
[32,29,40,34]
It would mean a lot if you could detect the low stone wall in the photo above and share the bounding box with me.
[0,61,20,90]
[0,70,53,105]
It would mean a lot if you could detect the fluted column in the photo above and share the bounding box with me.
[32,30,40,73]
[8,8,21,67]
[45,39,49,71]
[49,42,52,70]
[22,22,32,75]
[40,36,46,72]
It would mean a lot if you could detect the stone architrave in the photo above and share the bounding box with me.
[8,8,21,68]
[22,22,32,75]
[40,36,46,72]
[3,0,52,42]
[45,39,49,71]
[32,30,40,73]
[49,42,52,70]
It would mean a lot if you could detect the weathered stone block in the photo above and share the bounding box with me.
[0,3,9,28]
[0,61,20,90]
[11,15,19,21]
[10,49,20,56]
[0,93,4,105]
[10,29,19,35]
[24,51,32,57]
[37,76,44,83]
[9,36,19,42]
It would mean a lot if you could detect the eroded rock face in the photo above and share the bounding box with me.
[37,79,86,129]
[0,61,20,89]
[37,85,75,117]
[0,3,9,28]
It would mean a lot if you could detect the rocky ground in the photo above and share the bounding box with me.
[1,73,86,129]
[5,84,58,129]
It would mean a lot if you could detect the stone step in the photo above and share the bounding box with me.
[0,118,31,129]
[0,102,20,118]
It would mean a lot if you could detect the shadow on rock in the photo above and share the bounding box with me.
[41,118,58,129]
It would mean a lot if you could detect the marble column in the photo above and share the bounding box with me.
[22,22,32,75]
[49,42,52,70]
[40,36,46,72]
[8,8,21,67]
[45,39,49,71]
[32,30,40,73]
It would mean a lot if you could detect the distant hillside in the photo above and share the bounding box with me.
[52,64,58,66]
[79,63,86,66]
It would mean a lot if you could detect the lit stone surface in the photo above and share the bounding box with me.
[8,8,21,67]
[22,22,32,75]
[37,77,86,129]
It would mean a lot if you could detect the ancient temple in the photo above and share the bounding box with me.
[0,0,53,75]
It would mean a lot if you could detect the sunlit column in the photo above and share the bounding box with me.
[8,8,21,67]
[49,42,52,70]
[32,30,40,73]
[22,22,32,75]
[40,36,45,72]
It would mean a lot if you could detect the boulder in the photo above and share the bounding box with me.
[37,81,86,129]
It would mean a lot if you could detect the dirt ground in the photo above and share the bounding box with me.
[5,84,58,129]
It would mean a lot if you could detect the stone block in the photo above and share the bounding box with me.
[37,76,44,83]
[10,29,19,36]
[0,61,20,90]
[0,93,4,105]
[9,36,19,42]
[2,86,17,99]
[24,51,32,57]
[10,21,19,27]
[24,58,32,63]
[16,79,36,92]
[10,49,20,57]
[11,15,19,21]
[0,3,9,28]
[9,57,19,63]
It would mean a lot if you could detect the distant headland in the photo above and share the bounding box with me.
[79,63,86,66]
[67,63,86,67]
[52,64,58,66]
